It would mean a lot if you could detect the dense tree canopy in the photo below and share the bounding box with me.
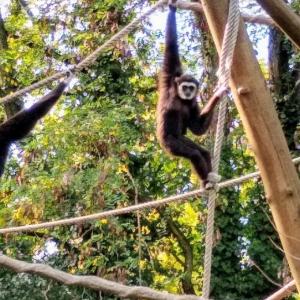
[0,0,299,299]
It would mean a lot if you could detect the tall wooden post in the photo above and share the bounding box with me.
[200,0,300,293]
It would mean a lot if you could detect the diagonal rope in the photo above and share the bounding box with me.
[0,0,167,105]
[1,156,300,235]
[202,0,240,299]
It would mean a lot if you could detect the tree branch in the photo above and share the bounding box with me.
[166,217,195,295]
[176,0,274,26]
[0,254,202,300]
[256,0,300,48]
[18,0,34,20]
[265,280,296,300]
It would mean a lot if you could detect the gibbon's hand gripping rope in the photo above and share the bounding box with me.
[202,0,240,299]
[0,0,167,104]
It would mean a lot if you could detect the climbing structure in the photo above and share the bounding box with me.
[0,0,300,299]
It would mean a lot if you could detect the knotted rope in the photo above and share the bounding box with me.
[202,0,240,299]
[0,0,166,104]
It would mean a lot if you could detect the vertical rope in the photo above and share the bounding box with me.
[202,0,240,298]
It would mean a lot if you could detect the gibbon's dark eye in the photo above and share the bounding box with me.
[183,86,188,91]
[188,86,195,92]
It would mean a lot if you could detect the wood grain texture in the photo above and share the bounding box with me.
[200,0,300,293]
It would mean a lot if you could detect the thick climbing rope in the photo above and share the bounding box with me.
[1,156,300,234]
[0,0,167,104]
[202,0,240,299]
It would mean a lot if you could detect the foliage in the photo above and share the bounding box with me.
[0,0,298,299]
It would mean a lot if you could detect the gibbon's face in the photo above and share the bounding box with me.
[177,81,198,100]
[175,74,199,101]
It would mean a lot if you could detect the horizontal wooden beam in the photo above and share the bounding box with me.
[265,280,296,300]
[0,254,202,300]
[175,0,274,26]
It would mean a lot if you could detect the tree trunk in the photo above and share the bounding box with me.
[0,13,23,117]
[256,0,300,49]
[268,27,300,151]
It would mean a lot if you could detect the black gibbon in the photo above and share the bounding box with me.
[0,78,70,176]
[156,1,227,187]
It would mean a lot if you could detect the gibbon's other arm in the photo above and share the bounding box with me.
[162,1,182,85]
[188,86,228,135]
[0,81,68,141]
[0,80,68,176]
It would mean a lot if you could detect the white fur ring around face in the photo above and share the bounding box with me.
[178,82,197,100]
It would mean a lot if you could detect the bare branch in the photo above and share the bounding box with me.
[18,0,34,20]
[175,0,274,26]
[166,217,195,295]
[249,258,282,287]
[256,0,300,48]
[0,254,203,300]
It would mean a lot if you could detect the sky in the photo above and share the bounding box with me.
[0,0,269,64]
[0,0,9,13]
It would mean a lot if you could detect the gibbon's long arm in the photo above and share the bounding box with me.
[162,5,182,87]
[0,81,67,141]
[188,86,227,135]
[0,80,68,176]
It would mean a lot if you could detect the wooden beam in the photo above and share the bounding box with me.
[200,0,300,294]
[256,0,300,48]
[265,280,296,300]
[0,255,202,300]
[175,0,274,26]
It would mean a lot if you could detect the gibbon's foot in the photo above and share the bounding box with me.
[203,173,221,190]
[63,69,75,84]
[204,182,215,190]
[207,172,221,183]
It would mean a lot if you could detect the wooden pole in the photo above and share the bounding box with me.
[265,280,296,300]
[200,0,300,293]
[256,0,300,49]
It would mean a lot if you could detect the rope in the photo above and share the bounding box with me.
[202,0,240,298]
[0,0,167,105]
[1,156,299,235]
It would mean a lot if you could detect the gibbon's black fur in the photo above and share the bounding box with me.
[0,80,68,176]
[156,3,225,186]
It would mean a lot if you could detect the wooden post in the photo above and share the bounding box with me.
[200,0,300,293]
[256,0,300,49]
[265,280,296,300]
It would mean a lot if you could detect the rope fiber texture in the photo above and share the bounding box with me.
[202,0,240,299]
[0,0,167,104]
[1,157,299,234]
